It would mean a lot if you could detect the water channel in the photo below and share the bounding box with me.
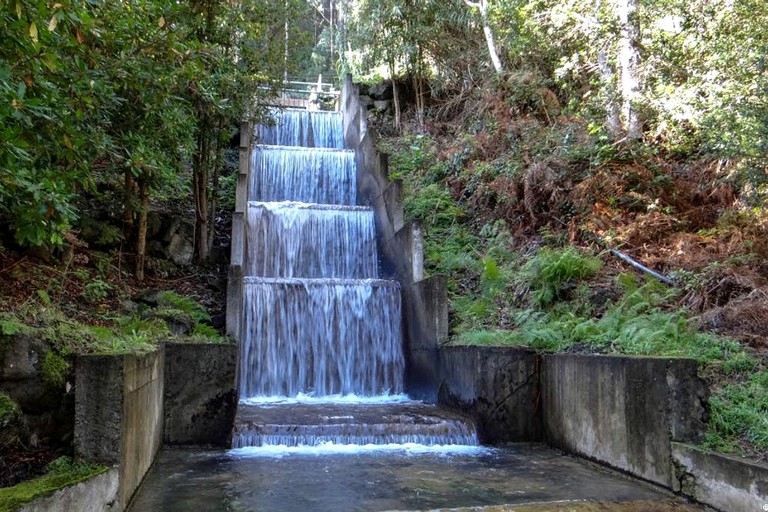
[128,108,707,511]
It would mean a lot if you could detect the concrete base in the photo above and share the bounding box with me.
[19,468,120,512]
[672,442,768,512]
[541,354,708,488]
[438,346,541,443]
[164,343,237,447]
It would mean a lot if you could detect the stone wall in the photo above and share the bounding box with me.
[75,351,165,509]
[438,346,541,443]
[164,343,237,447]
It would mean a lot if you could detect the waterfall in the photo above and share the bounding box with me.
[249,146,356,205]
[246,202,378,279]
[235,108,478,450]
[256,108,344,149]
[239,278,403,398]
[240,109,403,399]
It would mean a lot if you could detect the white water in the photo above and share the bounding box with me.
[239,278,404,398]
[245,202,378,278]
[239,393,412,406]
[249,145,356,204]
[257,108,344,148]
[230,443,489,459]
[237,108,478,450]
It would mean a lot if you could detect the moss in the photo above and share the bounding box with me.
[0,457,108,512]
[0,392,18,427]
[41,351,69,389]
[157,291,211,324]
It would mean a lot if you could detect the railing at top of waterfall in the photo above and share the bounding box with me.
[263,79,340,110]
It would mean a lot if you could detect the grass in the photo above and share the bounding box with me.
[0,457,108,512]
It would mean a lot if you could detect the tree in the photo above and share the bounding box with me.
[463,0,504,74]
[616,0,641,139]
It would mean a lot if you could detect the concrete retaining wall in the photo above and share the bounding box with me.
[75,351,164,509]
[164,343,237,447]
[541,354,708,488]
[18,468,120,512]
[672,442,768,512]
[438,346,541,443]
[340,75,448,402]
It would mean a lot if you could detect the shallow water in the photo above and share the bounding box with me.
[128,444,704,512]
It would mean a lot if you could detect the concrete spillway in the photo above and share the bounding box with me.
[236,108,477,449]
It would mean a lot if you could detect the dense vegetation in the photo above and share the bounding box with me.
[349,0,768,459]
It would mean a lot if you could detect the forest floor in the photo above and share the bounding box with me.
[0,206,229,488]
[367,76,768,462]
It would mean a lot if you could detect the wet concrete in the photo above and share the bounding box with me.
[128,444,707,512]
[234,403,478,447]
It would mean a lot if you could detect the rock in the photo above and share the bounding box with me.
[368,81,393,101]
[146,212,163,239]
[165,219,195,266]
[0,335,70,419]
[373,100,392,111]
[134,290,161,307]
[209,313,226,329]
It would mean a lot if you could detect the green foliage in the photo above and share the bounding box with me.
[0,392,18,427]
[83,279,112,303]
[0,314,28,336]
[0,457,108,512]
[706,370,768,453]
[41,351,68,389]
[0,0,289,252]
[157,291,211,324]
[522,247,603,306]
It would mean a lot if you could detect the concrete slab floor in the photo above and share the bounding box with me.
[128,444,708,512]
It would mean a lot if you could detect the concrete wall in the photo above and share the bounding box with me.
[226,121,252,341]
[437,346,541,443]
[75,351,165,509]
[672,442,768,512]
[541,354,708,488]
[340,75,448,402]
[164,343,237,447]
[19,468,120,512]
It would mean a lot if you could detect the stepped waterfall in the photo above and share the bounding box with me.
[233,108,477,450]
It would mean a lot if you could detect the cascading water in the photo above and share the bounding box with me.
[235,107,478,450]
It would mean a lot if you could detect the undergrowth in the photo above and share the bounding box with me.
[0,290,228,356]
[0,457,107,512]
[376,79,768,459]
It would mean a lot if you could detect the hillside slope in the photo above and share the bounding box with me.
[366,76,768,461]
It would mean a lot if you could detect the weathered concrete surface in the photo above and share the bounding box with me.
[340,75,448,402]
[75,355,124,465]
[403,276,449,402]
[19,468,120,512]
[438,346,541,443]
[75,351,165,508]
[672,442,768,512]
[164,343,237,447]
[541,354,708,488]
[120,351,164,507]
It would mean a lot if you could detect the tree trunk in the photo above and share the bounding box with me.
[194,115,211,262]
[123,170,136,246]
[598,49,622,138]
[390,61,401,131]
[135,177,149,282]
[465,0,504,74]
[207,128,223,256]
[617,0,642,139]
